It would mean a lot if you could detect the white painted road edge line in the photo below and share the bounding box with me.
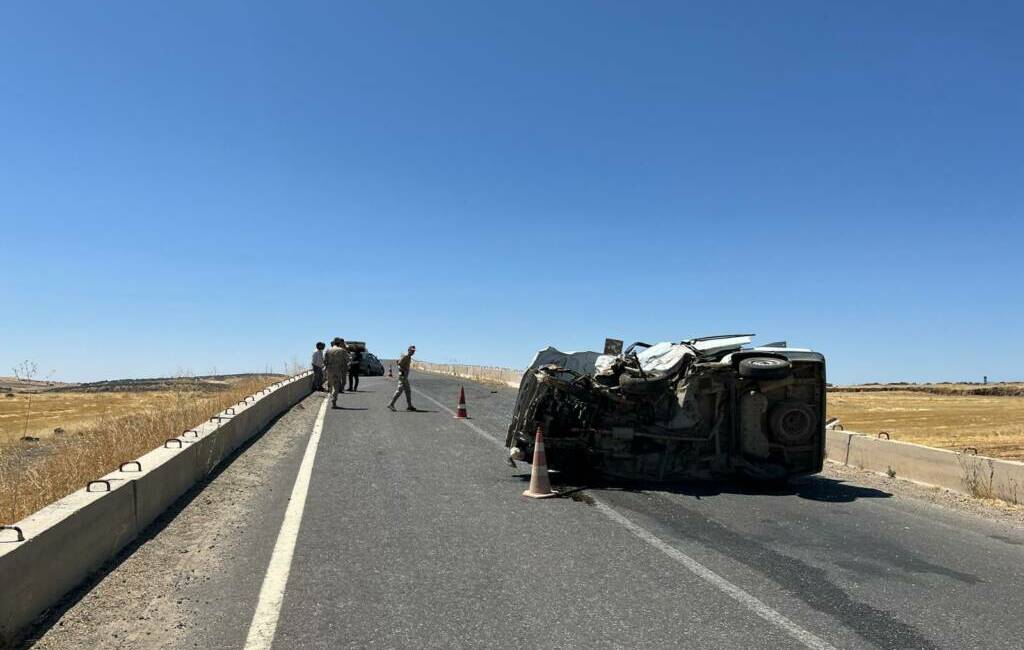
[415,384,838,650]
[244,396,329,650]
[592,500,838,650]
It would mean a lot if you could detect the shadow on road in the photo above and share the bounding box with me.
[652,475,893,503]
[542,473,892,504]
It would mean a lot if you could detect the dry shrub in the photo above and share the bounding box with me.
[958,454,996,500]
[0,376,277,523]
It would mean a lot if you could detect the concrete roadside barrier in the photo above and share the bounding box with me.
[0,477,137,646]
[412,360,524,388]
[0,371,314,646]
[823,430,854,466]
[825,429,1024,504]
[132,441,204,533]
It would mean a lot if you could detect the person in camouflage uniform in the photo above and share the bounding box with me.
[387,345,417,411]
[324,337,350,408]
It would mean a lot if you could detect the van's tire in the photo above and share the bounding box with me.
[618,373,671,395]
[738,357,791,380]
[769,402,816,445]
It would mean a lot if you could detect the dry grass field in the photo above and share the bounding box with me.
[1,391,176,443]
[827,390,1024,460]
[0,375,279,523]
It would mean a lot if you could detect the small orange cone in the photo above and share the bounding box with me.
[454,386,469,419]
[522,426,557,499]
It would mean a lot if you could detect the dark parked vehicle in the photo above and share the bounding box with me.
[345,342,386,376]
[362,352,385,376]
[505,335,826,482]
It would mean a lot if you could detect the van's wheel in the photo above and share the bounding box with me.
[738,357,791,380]
[769,402,816,445]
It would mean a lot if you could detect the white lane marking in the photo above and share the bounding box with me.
[413,387,507,447]
[415,383,839,650]
[244,396,329,650]
[592,500,838,650]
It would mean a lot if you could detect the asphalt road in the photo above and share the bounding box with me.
[22,373,1024,650]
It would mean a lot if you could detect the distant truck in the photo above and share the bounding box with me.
[345,341,386,376]
[505,335,826,482]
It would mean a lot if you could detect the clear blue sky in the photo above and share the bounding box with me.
[2,1,1021,384]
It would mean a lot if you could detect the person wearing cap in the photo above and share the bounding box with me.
[324,337,350,408]
[311,341,326,392]
[387,345,417,411]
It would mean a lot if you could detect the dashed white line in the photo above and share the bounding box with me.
[244,396,329,650]
[415,382,839,650]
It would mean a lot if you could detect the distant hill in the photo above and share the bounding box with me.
[0,373,284,395]
[828,382,1024,397]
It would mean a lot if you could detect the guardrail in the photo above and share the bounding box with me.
[0,371,315,645]
[411,360,523,387]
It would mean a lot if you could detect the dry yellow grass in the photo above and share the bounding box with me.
[827,391,1024,460]
[0,392,183,443]
[0,376,278,523]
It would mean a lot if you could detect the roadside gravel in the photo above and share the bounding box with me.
[822,461,1024,528]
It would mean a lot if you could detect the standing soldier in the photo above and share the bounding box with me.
[311,341,326,392]
[387,345,417,411]
[324,337,350,408]
[347,344,364,392]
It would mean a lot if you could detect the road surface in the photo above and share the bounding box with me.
[20,373,1024,649]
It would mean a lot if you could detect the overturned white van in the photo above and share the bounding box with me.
[505,335,826,482]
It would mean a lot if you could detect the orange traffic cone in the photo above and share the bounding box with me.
[454,386,469,419]
[522,426,557,499]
